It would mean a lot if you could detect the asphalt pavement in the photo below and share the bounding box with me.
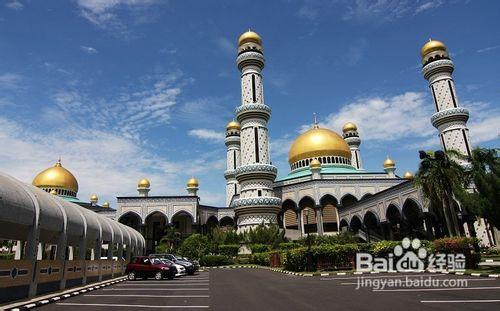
[36,268,500,310]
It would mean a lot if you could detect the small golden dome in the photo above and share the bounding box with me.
[288,126,351,164]
[138,178,150,189]
[383,157,396,168]
[187,177,199,188]
[238,30,262,47]
[343,122,357,133]
[102,202,110,208]
[49,189,57,195]
[403,171,414,180]
[32,159,79,194]
[309,159,321,169]
[421,39,447,57]
[90,194,98,203]
[226,120,241,131]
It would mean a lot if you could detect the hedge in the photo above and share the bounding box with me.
[200,255,233,266]
[278,242,298,250]
[250,244,270,254]
[251,252,270,266]
[432,237,480,269]
[219,244,240,257]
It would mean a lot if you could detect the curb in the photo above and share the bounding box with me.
[206,265,499,279]
[5,277,127,310]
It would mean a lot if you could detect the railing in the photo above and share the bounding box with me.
[0,259,128,305]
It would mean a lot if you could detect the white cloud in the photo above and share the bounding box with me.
[415,0,444,14]
[343,0,413,22]
[477,45,500,53]
[297,5,319,20]
[6,0,24,10]
[188,129,225,143]
[76,0,158,34]
[81,45,98,54]
[216,37,234,54]
[176,96,233,127]
[0,73,23,89]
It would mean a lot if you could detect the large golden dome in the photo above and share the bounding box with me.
[32,160,79,194]
[238,30,262,46]
[421,39,446,57]
[288,126,351,164]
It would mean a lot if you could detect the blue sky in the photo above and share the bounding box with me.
[0,0,499,207]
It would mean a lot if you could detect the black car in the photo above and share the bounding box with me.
[152,254,198,275]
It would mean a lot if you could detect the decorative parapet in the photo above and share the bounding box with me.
[431,107,469,128]
[422,59,454,79]
[236,51,265,70]
[235,164,277,182]
[235,103,271,122]
[231,196,282,208]
[224,169,236,179]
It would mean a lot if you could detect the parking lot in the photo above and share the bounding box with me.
[36,268,500,310]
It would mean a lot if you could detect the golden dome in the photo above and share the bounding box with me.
[288,126,351,164]
[138,178,150,189]
[238,30,262,47]
[226,120,241,131]
[49,189,57,195]
[421,39,446,57]
[102,202,110,208]
[32,160,79,194]
[187,177,199,188]
[309,159,321,169]
[343,122,357,133]
[90,194,98,203]
[383,157,396,168]
[403,171,414,180]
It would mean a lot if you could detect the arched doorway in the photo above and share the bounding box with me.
[386,204,402,240]
[363,211,382,242]
[282,199,298,232]
[339,219,349,231]
[206,215,218,233]
[220,216,235,228]
[402,198,425,239]
[320,195,338,233]
[172,212,194,238]
[299,197,316,234]
[350,215,362,232]
[341,194,358,208]
[144,211,168,254]
[118,212,142,231]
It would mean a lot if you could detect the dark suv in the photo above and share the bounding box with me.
[152,254,198,275]
[126,256,177,280]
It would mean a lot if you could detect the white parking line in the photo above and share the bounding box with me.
[374,286,500,292]
[321,274,446,280]
[421,299,500,303]
[56,303,209,308]
[103,288,209,291]
[84,294,210,298]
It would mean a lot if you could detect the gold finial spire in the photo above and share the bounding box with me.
[313,113,319,128]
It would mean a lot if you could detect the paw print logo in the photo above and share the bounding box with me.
[394,238,427,272]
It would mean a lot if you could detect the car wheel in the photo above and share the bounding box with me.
[187,270,195,275]
[154,271,163,280]
[127,271,136,281]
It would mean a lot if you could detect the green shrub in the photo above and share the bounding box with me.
[251,252,270,266]
[250,244,270,254]
[432,237,480,269]
[283,247,308,272]
[177,234,209,260]
[235,254,251,264]
[278,242,298,250]
[219,244,240,257]
[0,253,14,260]
[370,241,399,257]
[313,244,358,270]
[200,255,233,267]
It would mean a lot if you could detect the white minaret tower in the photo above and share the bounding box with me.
[224,120,241,206]
[232,30,281,232]
[421,39,472,164]
[343,122,363,170]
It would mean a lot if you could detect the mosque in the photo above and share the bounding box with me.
[30,31,496,253]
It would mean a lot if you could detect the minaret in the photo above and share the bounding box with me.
[186,178,199,196]
[137,178,150,197]
[224,120,241,206]
[343,122,363,170]
[232,30,281,232]
[421,39,472,164]
[90,194,98,206]
[383,157,396,178]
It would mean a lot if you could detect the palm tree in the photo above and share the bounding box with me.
[414,150,468,237]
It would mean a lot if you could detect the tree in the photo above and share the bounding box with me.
[456,148,500,233]
[177,234,209,260]
[415,150,468,236]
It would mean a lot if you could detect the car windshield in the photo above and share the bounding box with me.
[150,258,164,265]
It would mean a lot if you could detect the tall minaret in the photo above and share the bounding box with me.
[232,30,281,232]
[224,120,241,206]
[421,39,472,164]
[343,122,363,170]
